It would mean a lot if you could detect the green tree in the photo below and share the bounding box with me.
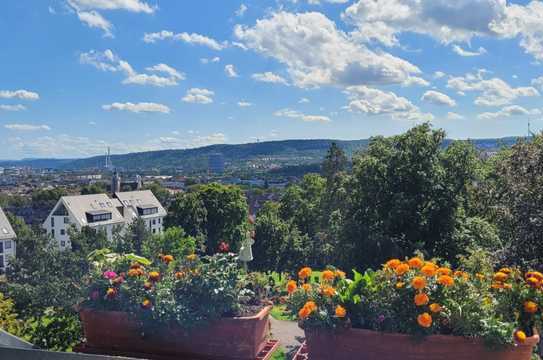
[322,142,347,181]
[80,182,107,195]
[166,191,207,237]
[144,181,171,207]
[142,226,198,260]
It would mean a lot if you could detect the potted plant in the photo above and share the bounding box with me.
[286,251,541,360]
[78,250,272,360]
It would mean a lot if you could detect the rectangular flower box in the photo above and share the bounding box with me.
[79,305,272,360]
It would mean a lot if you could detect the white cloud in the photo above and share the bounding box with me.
[76,10,113,37]
[225,64,239,78]
[306,0,350,4]
[102,102,171,113]
[421,90,456,107]
[251,72,289,85]
[447,112,464,120]
[452,45,487,57]
[478,105,541,119]
[201,57,220,64]
[235,11,425,88]
[238,101,252,107]
[236,4,248,17]
[80,49,183,87]
[0,104,26,111]
[274,108,331,123]
[143,31,226,50]
[299,97,310,103]
[0,90,39,100]
[433,71,446,79]
[447,70,539,106]
[344,85,433,121]
[4,123,51,131]
[531,76,543,90]
[182,88,214,104]
[67,0,155,13]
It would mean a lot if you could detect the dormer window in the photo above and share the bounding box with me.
[86,210,112,223]
[137,205,158,216]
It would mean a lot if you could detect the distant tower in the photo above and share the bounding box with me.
[528,120,536,138]
[105,147,112,170]
[112,171,121,194]
[135,174,143,190]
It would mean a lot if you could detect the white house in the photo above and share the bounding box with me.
[114,190,167,235]
[0,207,16,272]
[43,190,166,249]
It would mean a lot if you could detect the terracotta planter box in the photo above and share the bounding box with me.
[79,305,272,360]
[305,327,539,360]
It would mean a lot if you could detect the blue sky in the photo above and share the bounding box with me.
[1,0,543,159]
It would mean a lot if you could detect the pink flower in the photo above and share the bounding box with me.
[103,271,118,280]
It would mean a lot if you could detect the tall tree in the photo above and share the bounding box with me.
[322,142,347,181]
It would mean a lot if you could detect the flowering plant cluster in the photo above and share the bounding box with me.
[82,250,259,331]
[286,252,543,347]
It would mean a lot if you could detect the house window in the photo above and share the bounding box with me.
[51,217,55,227]
[60,229,66,236]
[152,219,156,225]
[60,240,65,247]
[64,217,70,224]
[52,229,55,237]
[0,256,4,269]
[152,228,156,234]
[5,240,11,250]
[0,241,3,253]
[158,218,161,224]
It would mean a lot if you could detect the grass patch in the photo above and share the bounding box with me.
[270,346,287,360]
[270,304,296,321]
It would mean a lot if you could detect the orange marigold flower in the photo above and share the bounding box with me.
[493,272,508,282]
[298,307,311,319]
[321,270,335,282]
[414,293,430,306]
[304,301,317,312]
[385,259,401,270]
[526,277,539,288]
[421,265,437,277]
[515,330,527,343]
[476,273,485,280]
[186,254,197,261]
[524,301,538,314]
[396,282,405,289]
[335,305,347,318]
[491,282,504,289]
[144,281,153,290]
[321,286,336,297]
[127,268,141,277]
[141,299,152,309]
[298,267,312,280]
[175,271,185,280]
[149,271,160,282]
[163,255,174,264]
[130,263,141,270]
[417,313,432,328]
[437,267,452,276]
[106,288,117,299]
[394,263,410,276]
[526,271,543,281]
[429,303,442,313]
[411,276,427,290]
[503,283,513,289]
[287,280,297,294]
[408,257,424,269]
[437,275,455,287]
[499,268,512,274]
[302,283,312,292]
[335,270,346,279]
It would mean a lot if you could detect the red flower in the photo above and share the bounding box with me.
[218,241,230,253]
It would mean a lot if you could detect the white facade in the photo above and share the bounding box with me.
[43,191,166,249]
[0,207,17,272]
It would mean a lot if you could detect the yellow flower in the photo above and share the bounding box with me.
[335,270,346,279]
[526,271,543,281]
[385,259,401,270]
[144,281,153,290]
[149,271,160,282]
[162,254,174,264]
[408,257,424,269]
[141,299,152,309]
[287,280,297,294]
[499,267,512,274]
[417,313,432,328]
[414,293,429,306]
[106,288,116,299]
[298,267,312,280]
[335,305,347,318]
[515,330,527,343]
[437,275,455,287]
[421,265,437,277]
[321,270,335,282]
[302,283,312,292]
[523,301,538,314]
[526,277,540,288]
[411,276,427,290]
[493,272,508,282]
[476,273,485,280]
[127,268,142,277]
[186,254,197,261]
[429,303,442,313]
[394,263,410,276]
[396,282,405,289]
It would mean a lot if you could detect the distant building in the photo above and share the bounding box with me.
[43,190,166,249]
[0,207,16,272]
[208,153,225,174]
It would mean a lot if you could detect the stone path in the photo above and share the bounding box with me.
[270,318,305,359]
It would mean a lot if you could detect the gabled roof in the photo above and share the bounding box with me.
[0,207,16,240]
[57,194,124,227]
[114,190,167,218]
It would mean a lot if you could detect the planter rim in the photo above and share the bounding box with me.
[305,327,540,348]
[80,304,272,321]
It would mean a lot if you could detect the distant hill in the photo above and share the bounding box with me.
[0,137,522,172]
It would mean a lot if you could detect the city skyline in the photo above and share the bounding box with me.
[2,0,543,159]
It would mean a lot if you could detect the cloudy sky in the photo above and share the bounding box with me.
[1,0,543,159]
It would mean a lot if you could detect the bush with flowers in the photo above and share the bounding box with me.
[286,249,542,348]
[81,249,264,331]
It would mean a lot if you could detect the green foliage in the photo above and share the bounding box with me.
[0,292,25,337]
[80,182,106,195]
[24,308,81,351]
[31,188,67,204]
[142,226,198,260]
[111,218,152,255]
[165,191,207,237]
[143,181,171,207]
